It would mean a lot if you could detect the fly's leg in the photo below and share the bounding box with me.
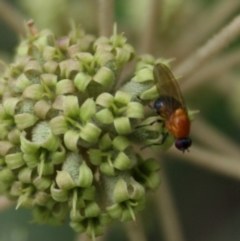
[140,132,169,150]
[135,119,162,129]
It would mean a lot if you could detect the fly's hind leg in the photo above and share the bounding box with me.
[140,132,169,150]
[135,119,162,129]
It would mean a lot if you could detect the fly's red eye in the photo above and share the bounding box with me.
[175,138,192,151]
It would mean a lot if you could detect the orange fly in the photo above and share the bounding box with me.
[144,63,192,152]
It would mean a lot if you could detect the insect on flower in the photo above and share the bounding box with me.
[137,63,192,152]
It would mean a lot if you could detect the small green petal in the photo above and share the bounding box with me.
[5,152,25,169]
[74,72,92,93]
[43,60,59,74]
[88,149,103,165]
[115,47,131,66]
[20,132,40,153]
[106,203,122,219]
[126,102,144,118]
[40,73,57,87]
[77,161,93,188]
[79,98,96,122]
[85,201,101,218]
[75,52,94,63]
[93,67,114,87]
[15,113,38,130]
[18,167,33,183]
[51,145,66,165]
[64,130,79,152]
[56,170,76,190]
[34,100,52,119]
[56,79,76,95]
[15,74,31,92]
[98,133,112,150]
[134,67,153,83]
[100,163,115,176]
[34,191,51,206]
[33,176,52,191]
[10,181,23,196]
[113,152,132,170]
[114,117,131,135]
[95,109,114,124]
[63,95,79,118]
[79,123,101,143]
[3,98,19,116]
[0,141,14,156]
[114,91,131,105]
[95,93,114,108]
[23,153,38,168]
[140,85,158,100]
[113,179,130,203]
[70,221,86,233]
[50,182,69,202]
[112,136,130,151]
[50,116,69,135]
[22,84,44,100]
[82,186,96,201]
[0,168,15,183]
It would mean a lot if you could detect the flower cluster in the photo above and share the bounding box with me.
[0,22,175,239]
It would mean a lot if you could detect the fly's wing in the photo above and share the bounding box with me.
[153,63,187,112]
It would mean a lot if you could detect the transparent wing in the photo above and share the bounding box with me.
[153,63,187,111]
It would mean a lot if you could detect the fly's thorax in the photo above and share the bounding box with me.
[154,95,182,118]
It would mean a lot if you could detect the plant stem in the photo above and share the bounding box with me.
[156,167,185,241]
[97,0,114,37]
[174,15,240,80]
[0,0,25,35]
